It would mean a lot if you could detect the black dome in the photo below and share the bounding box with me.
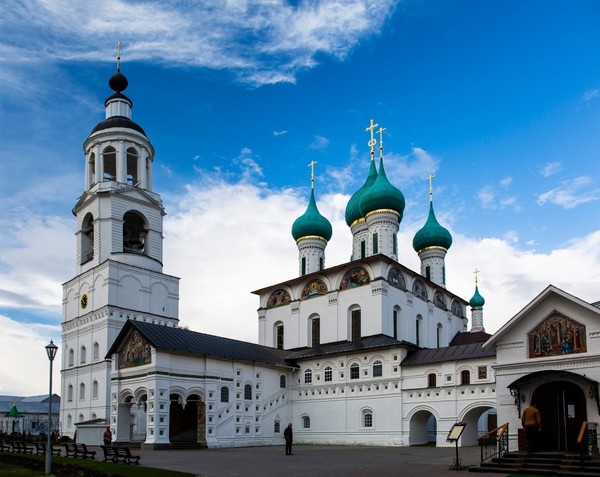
[90,116,147,137]
[109,70,128,93]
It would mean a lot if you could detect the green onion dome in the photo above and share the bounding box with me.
[469,285,485,308]
[292,189,333,241]
[345,159,377,226]
[412,202,453,252]
[359,158,405,220]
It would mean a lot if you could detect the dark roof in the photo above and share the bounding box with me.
[107,320,296,368]
[401,340,495,367]
[287,335,415,360]
[90,116,147,137]
[449,331,492,346]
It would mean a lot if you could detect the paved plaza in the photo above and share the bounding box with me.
[135,444,511,477]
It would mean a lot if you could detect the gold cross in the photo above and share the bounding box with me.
[474,269,480,285]
[308,160,317,189]
[426,174,435,202]
[365,119,378,156]
[116,40,122,70]
[377,127,386,159]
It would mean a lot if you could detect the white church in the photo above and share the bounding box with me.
[60,59,600,452]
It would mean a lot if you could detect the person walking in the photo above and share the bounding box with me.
[103,426,112,446]
[284,423,293,455]
[521,402,541,452]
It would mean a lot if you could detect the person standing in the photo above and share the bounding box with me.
[103,426,112,446]
[284,423,293,455]
[521,402,541,452]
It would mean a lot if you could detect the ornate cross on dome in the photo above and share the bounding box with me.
[427,174,435,202]
[365,119,378,158]
[474,268,480,285]
[116,40,122,70]
[308,160,317,189]
[377,126,386,159]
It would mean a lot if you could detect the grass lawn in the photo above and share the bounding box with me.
[0,454,195,477]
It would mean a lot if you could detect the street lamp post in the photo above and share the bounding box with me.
[45,340,58,475]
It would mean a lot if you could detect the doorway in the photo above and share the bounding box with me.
[531,381,586,452]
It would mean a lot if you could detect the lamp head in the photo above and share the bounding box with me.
[45,340,58,361]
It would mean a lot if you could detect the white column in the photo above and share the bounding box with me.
[138,149,148,189]
[117,141,127,183]
[94,145,103,184]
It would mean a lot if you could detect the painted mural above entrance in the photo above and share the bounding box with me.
[118,329,152,369]
[266,289,291,309]
[339,267,370,291]
[301,279,328,300]
[528,312,587,359]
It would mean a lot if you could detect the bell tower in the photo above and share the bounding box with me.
[60,44,180,439]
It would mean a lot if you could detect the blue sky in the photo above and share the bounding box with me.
[1,0,599,395]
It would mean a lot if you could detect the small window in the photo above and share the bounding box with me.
[363,410,373,428]
[280,375,286,388]
[312,318,320,347]
[92,380,98,399]
[360,240,366,259]
[301,257,306,276]
[372,360,382,377]
[68,349,74,367]
[351,309,361,342]
[221,386,230,403]
[274,421,280,433]
[324,366,332,382]
[304,369,312,384]
[372,233,378,254]
[302,416,311,429]
[80,345,86,364]
[79,383,85,400]
[428,373,437,388]
[460,370,471,385]
[244,384,252,400]
[350,363,360,380]
[93,342,99,361]
[67,385,73,402]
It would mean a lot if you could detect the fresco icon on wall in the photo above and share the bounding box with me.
[267,289,291,309]
[301,279,328,300]
[119,330,152,369]
[528,313,586,358]
[339,267,370,291]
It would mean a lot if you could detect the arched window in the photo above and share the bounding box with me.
[67,414,72,428]
[416,315,422,346]
[393,306,401,339]
[351,308,361,342]
[92,380,98,399]
[302,416,311,429]
[460,370,471,385]
[80,345,86,364]
[244,384,252,400]
[123,211,147,254]
[221,386,229,403]
[93,342,100,361]
[126,147,139,186]
[372,360,382,378]
[274,421,280,433]
[81,213,94,264]
[350,363,360,380]
[275,323,284,350]
[304,369,312,384]
[67,385,73,402]
[437,323,443,348]
[280,375,286,388]
[79,383,85,400]
[102,146,117,181]
[68,349,74,367]
[91,412,97,420]
[428,373,437,388]
[79,414,84,422]
[324,366,333,382]
[311,317,320,347]
[362,409,373,428]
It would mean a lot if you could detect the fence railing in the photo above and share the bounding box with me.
[477,422,509,464]
[578,421,598,468]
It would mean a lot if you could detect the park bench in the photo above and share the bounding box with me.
[35,442,62,456]
[78,443,97,459]
[0,441,11,452]
[11,441,33,454]
[101,445,116,462]
[112,446,141,465]
[64,442,79,457]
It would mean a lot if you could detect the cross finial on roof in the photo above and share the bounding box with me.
[308,160,317,189]
[365,119,378,159]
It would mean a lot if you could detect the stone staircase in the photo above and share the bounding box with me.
[470,451,600,476]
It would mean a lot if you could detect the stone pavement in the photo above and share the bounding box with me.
[134,444,512,477]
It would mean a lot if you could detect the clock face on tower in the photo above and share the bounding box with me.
[80,293,88,309]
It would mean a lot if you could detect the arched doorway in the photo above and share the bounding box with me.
[169,393,205,446]
[532,381,586,452]
[409,409,437,446]
[460,406,497,446]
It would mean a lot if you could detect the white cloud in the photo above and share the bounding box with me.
[478,178,520,212]
[540,161,561,177]
[499,176,512,189]
[0,0,397,89]
[309,135,330,150]
[583,89,600,102]
[273,130,288,136]
[537,176,599,209]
